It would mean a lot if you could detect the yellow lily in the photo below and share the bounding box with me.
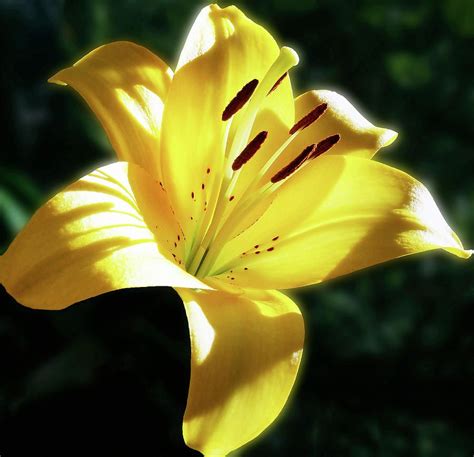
[0,4,471,456]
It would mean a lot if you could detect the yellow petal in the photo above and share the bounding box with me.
[160,4,294,249]
[0,162,207,309]
[177,286,304,457]
[210,156,471,289]
[49,41,172,179]
[264,90,397,179]
[296,90,398,157]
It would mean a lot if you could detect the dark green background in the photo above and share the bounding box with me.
[1,0,473,456]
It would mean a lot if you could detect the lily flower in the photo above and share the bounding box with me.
[0,4,471,456]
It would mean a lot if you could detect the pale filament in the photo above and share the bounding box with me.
[189,46,339,278]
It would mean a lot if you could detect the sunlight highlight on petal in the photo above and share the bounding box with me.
[210,156,470,289]
[160,4,295,255]
[186,299,216,364]
[265,89,398,179]
[115,85,164,136]
[49,41,172,179]
[0,162,208,309]
[178,287,304,457]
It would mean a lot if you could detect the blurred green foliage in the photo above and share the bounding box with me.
[0,0,473,456]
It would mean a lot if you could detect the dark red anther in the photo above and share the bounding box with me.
[270,144,315,183]
[268,72,288,95]
[289,103,328,135]
[222,79,259,121]
[310,134,341,159]
[232,131,268,171]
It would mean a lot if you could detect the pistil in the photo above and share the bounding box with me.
[189,49,300,276]
[226,47,299,168]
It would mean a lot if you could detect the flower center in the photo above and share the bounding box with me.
[186,48,340,278]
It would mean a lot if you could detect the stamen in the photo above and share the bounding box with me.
[192,49,300,279]
[289,103,328,135]
[310,134,341,158]
[232,131,268,171]
[222,79,259,121]
[227,47,299,165]
[268,72,288,95]
[271,144,315,183]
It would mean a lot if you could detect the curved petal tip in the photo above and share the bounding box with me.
[376,127,398,148]
[445,245,472,260]
[48,72,68,85]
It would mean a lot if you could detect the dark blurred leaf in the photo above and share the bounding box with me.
[0,188,30,237]
[0,167,43,246]
[443,0,474,37]
[386,52,432,88]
